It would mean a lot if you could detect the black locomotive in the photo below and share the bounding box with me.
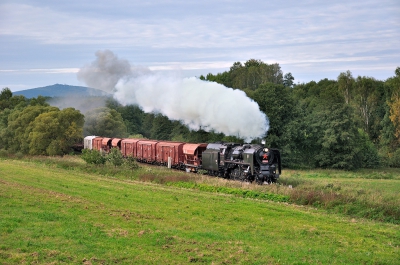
[202,142,281,184]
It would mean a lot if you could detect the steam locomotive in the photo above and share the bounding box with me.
[84,136,281,184]
[202,142,281,184]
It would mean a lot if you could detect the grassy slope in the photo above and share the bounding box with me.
[0,159,399,264]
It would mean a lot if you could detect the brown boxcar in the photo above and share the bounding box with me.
[156,141,185,168]
[101,137,113,153]
[183,143,208,171]
[137,140,159,163]
[121,138,141,157]
[92,137,103,151]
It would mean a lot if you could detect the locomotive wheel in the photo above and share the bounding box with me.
[232,167,247,182]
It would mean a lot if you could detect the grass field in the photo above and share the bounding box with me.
[0,157,399,264]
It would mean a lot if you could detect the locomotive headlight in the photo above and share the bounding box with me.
[263,148,269,152]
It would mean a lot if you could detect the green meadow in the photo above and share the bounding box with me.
[0,157,399,264]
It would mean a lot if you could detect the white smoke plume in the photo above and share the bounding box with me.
[78,50,269,141]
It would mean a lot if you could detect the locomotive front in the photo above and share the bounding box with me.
[254,147,281,184]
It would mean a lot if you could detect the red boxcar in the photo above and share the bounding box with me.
[137,140,159,163]
[92,137,103,151]
[101,137,113,153]
[183,143,208,171]
[121,138,141,157]
[156,141,185,168]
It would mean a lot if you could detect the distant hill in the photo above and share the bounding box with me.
[13,84,110,98]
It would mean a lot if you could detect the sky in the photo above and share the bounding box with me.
[1,0,399,92]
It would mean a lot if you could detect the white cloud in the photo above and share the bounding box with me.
[0,0,399,89]
[0,68,79,74]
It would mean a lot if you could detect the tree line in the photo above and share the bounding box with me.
[0,89,84,156]
[199,61,400,169]
[1,60,399,169]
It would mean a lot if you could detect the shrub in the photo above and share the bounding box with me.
[107,148,124,167]
[14,152,24,159]
[81,149,106,165]
[124,156,139,170]
[389,148,400,167]
[0,149,9,158]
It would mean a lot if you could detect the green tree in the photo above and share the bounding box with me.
[308,103,365,169]
[0,87,12,110]
[353,76,385,143]
[283,73,295,88]
[387,67,400,144]
[141,113,155,139]
[28,108,84,155]
[110,102,144,136]
[84,107,128,138]
[169,121,190,142]
[4,105,59,152]
[380,67,400,166]
[0,88,29,111]
[150,114,174,140]
[252,83,295,148]
[337,70,354,104]
[205,59,283,90]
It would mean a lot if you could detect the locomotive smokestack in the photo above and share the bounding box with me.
[78,50,270,142]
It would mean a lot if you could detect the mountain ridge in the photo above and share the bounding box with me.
[13,84,110,98]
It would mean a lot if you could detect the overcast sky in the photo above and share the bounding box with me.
[1,0,399,92]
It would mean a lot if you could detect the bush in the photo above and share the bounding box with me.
[356,129,381,168]
[46,141,62,156]
[389,148,400,167]
[15,152,24,159]
[107,148,124,167]
[0,149,9,158]
[81,149,106,165]
[124,156,139,170]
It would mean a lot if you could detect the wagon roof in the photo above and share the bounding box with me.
[101,137,112,144]
[121,138,141,143]
[84,135,97,140]
[183,143,208,154]
[137,140,159,145]
[111,138,122,146]
[158,141,185,147]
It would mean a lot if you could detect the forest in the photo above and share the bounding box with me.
[1,59,399,170]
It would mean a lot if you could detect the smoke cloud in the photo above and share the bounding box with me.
[78,50,269,141]
[77,50,132,92]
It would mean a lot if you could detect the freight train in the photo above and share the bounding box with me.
[84,136,281,184]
